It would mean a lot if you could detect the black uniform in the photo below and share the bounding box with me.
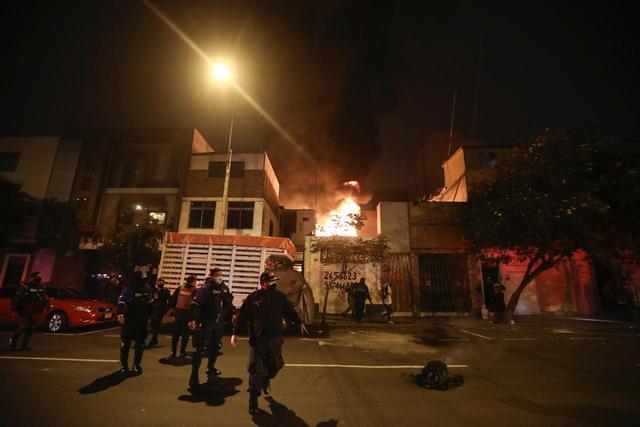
[148,284,171,346]
[232,286,302,398]
[169,282,196,356]
[117,277,153,372]
[352,279,372,323]
[189,281,223,385]
[212,280,234,354]
[10,281,48,350]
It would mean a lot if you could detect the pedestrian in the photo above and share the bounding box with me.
[116,271,153,374]
[381,280,393,324]
[169,275,197,358]
[352,278,372,323]
[188,275,223,388]
[492,280,507,323]
[231,271,308,415]
[147,277,171,347]
[10,272,48,350]
[209,268,234,357]
[342,282,355,318]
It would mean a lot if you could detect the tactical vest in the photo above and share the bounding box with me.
[176,286,194,310]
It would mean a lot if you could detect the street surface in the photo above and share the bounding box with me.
[1,316,639,426]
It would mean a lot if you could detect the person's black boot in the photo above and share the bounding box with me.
[9,337,16,349]
[189,374,199,389]
[262,377,271,395]
[249,391,259,415]
[120,364,129,373]
[132,365,143,374]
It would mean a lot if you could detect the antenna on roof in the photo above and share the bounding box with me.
[448,89,457,158]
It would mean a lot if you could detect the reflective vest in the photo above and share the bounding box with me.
[175,286,195,310]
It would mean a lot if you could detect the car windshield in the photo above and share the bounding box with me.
[46,287,83,299]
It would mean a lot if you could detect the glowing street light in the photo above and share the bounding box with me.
[211,62,231,81]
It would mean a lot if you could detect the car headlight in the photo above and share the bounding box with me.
[71,305,92,313]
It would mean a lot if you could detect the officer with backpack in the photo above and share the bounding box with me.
[10,272,48,350]
[169,275,197,358]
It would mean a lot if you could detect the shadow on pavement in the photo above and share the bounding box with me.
[178,376,242,406]
[499,396,640,426]
[78,371,135,394]
[252,397,338,427]
[159,356,192,366]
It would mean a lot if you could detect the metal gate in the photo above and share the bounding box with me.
[418,254,471,313]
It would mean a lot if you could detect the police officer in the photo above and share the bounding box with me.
[210,268,234,357]
[169,275,197,358]
[188,274,223,388]
[116,271,153,374]
[10,272,48,350]
[147,277,171,347]
[353,277,373,323]
[231,271,308,414]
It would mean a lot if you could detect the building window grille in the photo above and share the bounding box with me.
[226,201,254,229]
[188,201,215,228]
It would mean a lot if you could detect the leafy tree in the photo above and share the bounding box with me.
[464,129,640,323]
[102,221,164,274]
[310,235,389,323]
[0,175,31,245]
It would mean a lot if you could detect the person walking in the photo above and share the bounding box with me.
[352,278,372,323]
[10,272,48,350]
[116,271,153,374]
[209,268,234,357]
[342,282,355,318]
[381,280,393,324]
[188,275,223,388]
[169,275,197,358]
[147,277,171,347]
[492,280,507,323]
[231,271,308,415]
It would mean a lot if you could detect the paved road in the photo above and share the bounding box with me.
[1,317,639,426]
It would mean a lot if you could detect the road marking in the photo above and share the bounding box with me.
[43,326,121,336]
[459,329,493,340]
[103,335,121,337]
[75,326,120,335]
[0,356,118,363]
[286,363,468,369]
[504,338,538,341]
[565,317,625,324]
[300,338,333,342]
[569,337,605,341]
[318,341,354,347]
[438,338,470,342]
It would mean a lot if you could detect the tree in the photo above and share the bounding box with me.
[0,175,31,245]
[310,235,389,324]
[101,222,164,274]
[463,129,640,323]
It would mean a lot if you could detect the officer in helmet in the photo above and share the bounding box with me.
[231,271,308,414]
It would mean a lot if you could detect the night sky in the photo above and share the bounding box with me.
[1,1,638,209]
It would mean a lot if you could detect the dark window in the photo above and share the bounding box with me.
[189,201,215,228]
[0,152,20,171]
[208,161,245,178]
[269,220,274,236]
[226,201,254,229]
[479,151,498,169]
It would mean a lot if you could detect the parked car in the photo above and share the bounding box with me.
[0,285,114,333]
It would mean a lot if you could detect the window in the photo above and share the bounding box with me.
[269,220,274,236]
[479,151,498,169]
[0,152,20,172]
[226,201,254,229]
[208,161,245,178]
[189,201,215,228]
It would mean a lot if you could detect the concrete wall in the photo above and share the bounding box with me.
[178,197,271,237]
[0,137,60,199]
[376,202,410,253]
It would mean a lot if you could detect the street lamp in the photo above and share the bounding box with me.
[211,62,234,234]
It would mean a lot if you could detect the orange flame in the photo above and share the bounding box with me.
[316,198,361,236]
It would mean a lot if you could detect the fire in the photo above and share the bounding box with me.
[316,197,361,236]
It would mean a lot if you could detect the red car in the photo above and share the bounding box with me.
[0,285,114,333]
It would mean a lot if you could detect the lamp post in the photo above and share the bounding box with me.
[211,63,234,235]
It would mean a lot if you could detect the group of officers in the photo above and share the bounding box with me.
[115,267,307,414]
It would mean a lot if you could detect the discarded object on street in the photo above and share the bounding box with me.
[412,360,464,391]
